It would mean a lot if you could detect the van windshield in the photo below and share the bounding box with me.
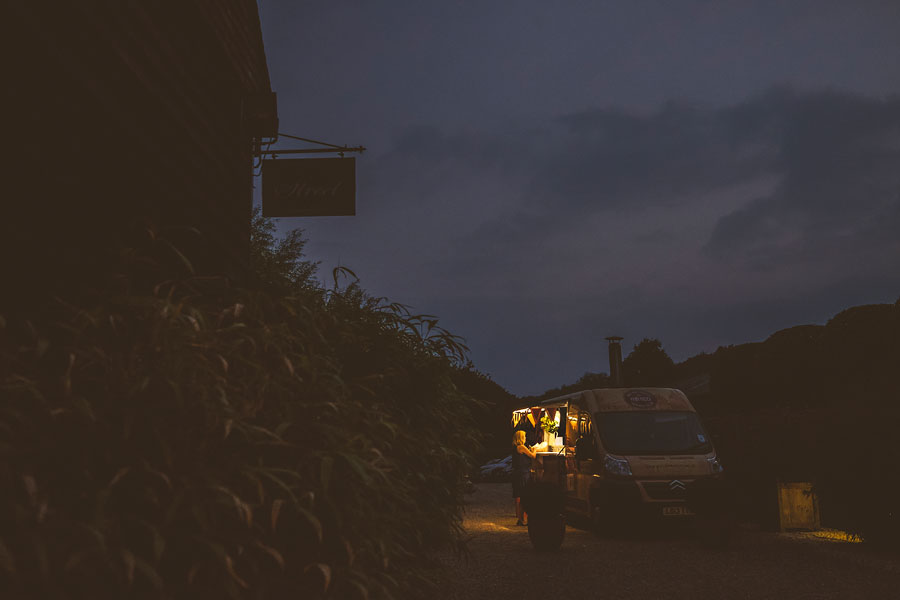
[595,411,712,455]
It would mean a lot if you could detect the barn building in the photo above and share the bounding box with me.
[4,1,275,307]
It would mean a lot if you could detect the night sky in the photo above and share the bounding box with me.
[257,1,900,396]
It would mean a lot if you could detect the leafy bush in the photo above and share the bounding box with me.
[248,208,320,296]
[706,405,900,551]
[814,406,900,550]
[681,301,900,548]
[450,365,516,461]
[0,224,480,598]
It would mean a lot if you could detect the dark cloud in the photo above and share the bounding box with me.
[390,124,535,170]
[405,87,900,273]
[375,88,900,393]
[270,86,900,396]
[705,89,900,264]
[259,0,900,395]
[530,101,778,212]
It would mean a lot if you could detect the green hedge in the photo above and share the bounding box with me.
[706,406,900,549]
[0,269,479,598]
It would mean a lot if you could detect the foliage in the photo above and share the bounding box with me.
[249,207,320,296]
[692,300,900,548]
[539,415,558,435]
[0,223,480,598]
[705,405,900,549]
[671,351,713,384]
[528,371,611,404]
[705,303,899,414]
[450,364,516,461]
[622,338,675,387]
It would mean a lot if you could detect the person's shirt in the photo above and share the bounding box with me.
[512,446,533,473]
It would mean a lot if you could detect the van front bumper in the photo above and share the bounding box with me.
[589,480,643,515]
[590,477,733,518]
[590,480,697,518]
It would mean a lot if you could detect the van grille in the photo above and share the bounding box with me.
[641,481,689,500]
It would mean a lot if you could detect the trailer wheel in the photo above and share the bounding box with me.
[522,481,566,551]
[528,515,565,551]
[563,509,590,531]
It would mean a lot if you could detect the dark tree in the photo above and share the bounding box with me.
[623,338,675,387]
[452,363,518,460]
[249,207,320,294]
[530,371,611,403]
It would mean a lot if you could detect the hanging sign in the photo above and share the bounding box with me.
[262,157,356,217]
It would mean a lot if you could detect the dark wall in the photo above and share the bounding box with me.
[3,0,271,306]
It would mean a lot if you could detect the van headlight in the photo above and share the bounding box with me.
[707,455,725,475]
[604,454,632,477]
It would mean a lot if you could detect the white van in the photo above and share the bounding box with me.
[513,387,724,533]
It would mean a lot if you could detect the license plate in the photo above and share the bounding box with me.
[662,506,694,516]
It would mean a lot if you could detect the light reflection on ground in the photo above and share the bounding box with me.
[466,520,517,534]
[788,528,862,543]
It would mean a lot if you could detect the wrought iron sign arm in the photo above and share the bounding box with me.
[258,132,366,158]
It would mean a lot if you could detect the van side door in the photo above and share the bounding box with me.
[565,406,597,516]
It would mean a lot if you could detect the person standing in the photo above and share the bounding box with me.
[512,430,537,526]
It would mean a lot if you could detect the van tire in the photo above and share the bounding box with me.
[590,506,617,538]
[522,482,566,551]
[528,515,565,551]
[592,505,633,538]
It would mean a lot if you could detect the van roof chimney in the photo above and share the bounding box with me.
[606,336,623,387]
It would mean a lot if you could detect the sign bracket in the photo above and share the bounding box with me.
[258,132,366,158]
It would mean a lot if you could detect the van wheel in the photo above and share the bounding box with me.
[590,508,604,537]
[590,506,620,538]
[527,515,565,551]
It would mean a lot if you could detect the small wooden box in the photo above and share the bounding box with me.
[777,482,820,531]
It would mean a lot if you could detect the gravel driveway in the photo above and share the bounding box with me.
[430,483,899,600]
